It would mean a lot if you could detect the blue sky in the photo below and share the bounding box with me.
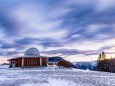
[0,0,115,63]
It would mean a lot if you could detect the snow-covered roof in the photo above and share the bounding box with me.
[48,57,64,62]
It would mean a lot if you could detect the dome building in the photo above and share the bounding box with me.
[8,47,48,68]
[25,47,40,57]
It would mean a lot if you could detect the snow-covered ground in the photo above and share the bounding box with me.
[0,65,115,86]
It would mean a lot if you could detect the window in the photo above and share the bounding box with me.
[31,60,33,65]
[34,60,37,64]
[27,60,31,65]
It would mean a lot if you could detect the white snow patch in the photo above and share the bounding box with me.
[21,79,76,86]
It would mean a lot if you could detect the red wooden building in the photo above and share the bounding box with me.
[8,47,48,68]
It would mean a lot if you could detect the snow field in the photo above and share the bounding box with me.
[0,65,115,86]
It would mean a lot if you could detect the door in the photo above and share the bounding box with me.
[42,58,47,66]
[12,61,16,68]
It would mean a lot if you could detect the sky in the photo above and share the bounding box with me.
[0,0,115,63]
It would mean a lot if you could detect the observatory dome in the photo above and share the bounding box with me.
[24,47,40,57]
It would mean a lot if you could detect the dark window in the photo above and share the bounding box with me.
[31,60,33,65]
[12,62,15,64]
[27,60,31,65]
[34,60,37,64]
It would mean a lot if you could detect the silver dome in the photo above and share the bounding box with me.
[24,47,40,57]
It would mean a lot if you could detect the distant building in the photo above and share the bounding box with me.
[47,56,74,68]
[47,56,64,66]
[8,47,47,68]
[7,47,74,68]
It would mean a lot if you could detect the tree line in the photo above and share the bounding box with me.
[96,52,115,73]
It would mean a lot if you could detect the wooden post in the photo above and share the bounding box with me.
[40,57,42,66]
[21,57,24,68]
[9,61,12,68]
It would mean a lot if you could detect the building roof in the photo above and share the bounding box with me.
[48,57,64,62]
[7,56,48,61]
